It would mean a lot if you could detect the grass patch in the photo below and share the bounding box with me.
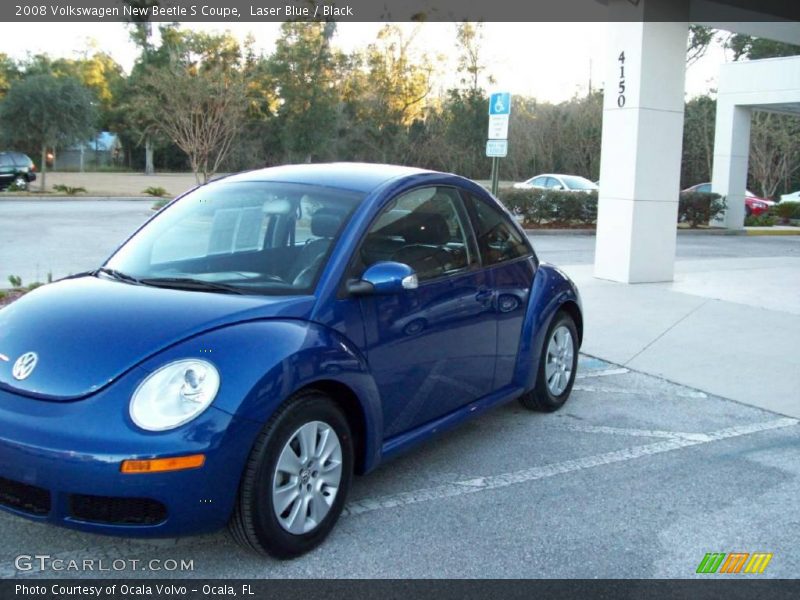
[52,184,88,196]
[143,186,169,197]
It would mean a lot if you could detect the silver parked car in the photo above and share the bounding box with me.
[513,174,598,192]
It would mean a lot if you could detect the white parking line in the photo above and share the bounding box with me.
[576,367,629,379]
[546,423,691,439]
[343,417,798,517]
[572,384,707,399]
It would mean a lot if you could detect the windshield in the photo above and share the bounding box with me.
[105,180,363,295]
[560,176,598,191]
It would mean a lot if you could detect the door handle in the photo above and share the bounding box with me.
[475,288,494,305]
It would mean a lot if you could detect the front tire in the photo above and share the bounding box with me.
[12,175,28,191]
[230,390,353,558]
[519,311,578,412]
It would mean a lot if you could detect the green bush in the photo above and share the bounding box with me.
[498,188,598,226]
[678,191,726,228]
[745,213,776,227]
[8,275,22,288]
[774,201,800,223]
[151,199,169,211]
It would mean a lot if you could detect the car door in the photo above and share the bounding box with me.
[462,191,537,390]
[353,186,498,437]
[546,177,564,191]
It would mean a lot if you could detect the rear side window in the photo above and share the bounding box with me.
[465,193,531,267]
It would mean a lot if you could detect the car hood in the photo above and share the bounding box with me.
[0,276,315,401]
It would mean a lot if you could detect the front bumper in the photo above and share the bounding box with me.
[0,369,262,537]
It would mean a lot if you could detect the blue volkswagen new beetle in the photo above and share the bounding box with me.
[0,163,582,557]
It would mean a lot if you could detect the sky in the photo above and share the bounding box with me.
[0,22,729,103]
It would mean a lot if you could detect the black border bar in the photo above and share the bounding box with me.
[3,580,800,600]
[1,0,799,22]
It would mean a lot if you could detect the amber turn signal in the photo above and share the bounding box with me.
[121,454,205,474]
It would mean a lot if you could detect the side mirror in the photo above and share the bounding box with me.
[347,261,418,296]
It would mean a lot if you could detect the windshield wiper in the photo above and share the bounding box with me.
[139,277,245,295]
[94,267,142,285]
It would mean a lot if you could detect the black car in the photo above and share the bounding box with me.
[0,152,37,190]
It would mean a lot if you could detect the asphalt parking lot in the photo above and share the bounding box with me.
[1,355,797,579]
[1,199,798,579]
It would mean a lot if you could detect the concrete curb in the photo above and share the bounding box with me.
[524,229,596,236]
[746,228,800,236]
[524,228,747,236]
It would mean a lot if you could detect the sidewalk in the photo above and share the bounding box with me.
[563,257,800,418]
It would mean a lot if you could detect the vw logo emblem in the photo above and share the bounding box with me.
[12,352,38,381]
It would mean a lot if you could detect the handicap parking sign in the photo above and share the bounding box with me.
[489,92,511,115]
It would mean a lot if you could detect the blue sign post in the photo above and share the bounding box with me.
[487,92,511,196]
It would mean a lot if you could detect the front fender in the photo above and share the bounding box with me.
[138,319,383,473]
[513,264,583,393]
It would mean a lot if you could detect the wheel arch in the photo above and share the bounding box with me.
[558,299,583,347]
[295,379,369,475]
[514,264,583,393]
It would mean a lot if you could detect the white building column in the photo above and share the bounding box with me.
[710,103,752,229]
[594,0,689,283]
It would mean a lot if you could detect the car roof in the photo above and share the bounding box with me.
[529,174,591,180]
[221,162,432,193]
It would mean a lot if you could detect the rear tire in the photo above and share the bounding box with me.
[230,390,353,558]
[519,311,578,412]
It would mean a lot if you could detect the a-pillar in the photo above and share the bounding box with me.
[594,0,689,283]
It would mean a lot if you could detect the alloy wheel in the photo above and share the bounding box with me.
[272,420,343,535]
[545,325,574,396]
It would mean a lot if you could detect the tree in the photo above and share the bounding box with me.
[687,25,716,66]
[123,0,161,173]
[455,22,494,93]
[681,94,716,187]
[0,53,20,99]
[748,112,800,198]
[0,74,96,190]
[267,22,342,162]
[138,64,248,183]
[422,23,491,178]
[21,50,125,130]
[727,34,800,60]
[349,25,434,163]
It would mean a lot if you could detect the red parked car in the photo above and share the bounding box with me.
[684,183,774,217]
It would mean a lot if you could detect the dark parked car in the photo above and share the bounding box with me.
[0,152,37,190]
[0,163,582,558]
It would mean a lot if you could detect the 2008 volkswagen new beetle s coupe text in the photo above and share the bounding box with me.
[0,163,582,558]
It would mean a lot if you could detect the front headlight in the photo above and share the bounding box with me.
[130,359,220,431]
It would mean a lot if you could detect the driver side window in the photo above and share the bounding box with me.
[360,187,474,281]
